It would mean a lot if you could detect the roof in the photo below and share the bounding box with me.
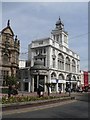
[1,20,14,36]
[1,26,14,36]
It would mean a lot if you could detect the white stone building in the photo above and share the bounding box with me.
[28,17,81,93]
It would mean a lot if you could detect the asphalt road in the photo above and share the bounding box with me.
[2,93,89,119]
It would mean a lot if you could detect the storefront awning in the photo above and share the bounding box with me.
[51,79,66,83]
[66,80,77,83]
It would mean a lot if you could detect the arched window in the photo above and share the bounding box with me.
[66,74,70,80]
[53,58,55,68]
[51,72,56,79]
[72,76,76,80]
[58,74,64,80]
[58,53,64,70]
[65,57,70,71]
[72,59,76,72]
[77,64,79,73]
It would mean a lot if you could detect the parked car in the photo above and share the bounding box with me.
[82,86,88,92]
[76,87,83,93]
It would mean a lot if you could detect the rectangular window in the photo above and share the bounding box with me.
[44,58,46,66]
[53,58,55,68]
[60,34,62,43]
[56,35,59,42]
[18,71,21,79]
[44,48,46,53]
[39,41,43,44]
[53,49,55,54]
[36,50,38,54]
[53,41,55,46]
[39,49,42,54]
[53,35,55,40]
[2,70,9,79]
[64,35,67,43]
[24,70,28,79]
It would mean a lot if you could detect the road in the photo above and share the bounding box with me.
[2,92,89,119]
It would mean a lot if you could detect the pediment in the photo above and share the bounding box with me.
[1,26,14,36]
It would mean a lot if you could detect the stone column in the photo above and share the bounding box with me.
[48,71,51,93]
[64,83,66,92]
[28,82,31,92]
[61,84,64,92]
[49,87,51,93]
[31,76,34,92]
[44,76,47,92]
[37,75,39,89]
[64,54,66,71]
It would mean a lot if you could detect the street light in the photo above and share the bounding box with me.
[68,73,72,96]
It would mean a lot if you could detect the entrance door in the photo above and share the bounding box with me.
[51,83,56,92]
[34,76,37,92]
[58,83,62,91]
[24,82,28,91]
[39,75,44,91]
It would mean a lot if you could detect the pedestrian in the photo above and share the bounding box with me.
[65,87,67,93]
[37,88,41,97]
[8,85,12,98]
[68,88,71,96]
[59,87,61,94]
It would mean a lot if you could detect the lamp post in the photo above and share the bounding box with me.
[68,73,72,96]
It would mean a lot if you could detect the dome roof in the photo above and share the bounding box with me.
[56,17,61,25]
[56,17,64,26]
[34,60,44,66]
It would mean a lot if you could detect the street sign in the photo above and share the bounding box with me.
[56,79,58,83]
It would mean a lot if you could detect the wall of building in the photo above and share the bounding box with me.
[27,18,81,93]
[0,20,20,85]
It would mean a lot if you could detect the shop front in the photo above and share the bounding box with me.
[51,79,66,93]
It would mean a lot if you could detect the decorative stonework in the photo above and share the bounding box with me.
[0,20,20,85]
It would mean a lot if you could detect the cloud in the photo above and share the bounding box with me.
[2,2,88,70]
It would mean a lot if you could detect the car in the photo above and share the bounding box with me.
[76,88,83,93]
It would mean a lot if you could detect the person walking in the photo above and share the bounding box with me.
[59,87,61,94]
[8,85,12,98]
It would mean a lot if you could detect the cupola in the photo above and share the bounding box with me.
[55,17,64,30]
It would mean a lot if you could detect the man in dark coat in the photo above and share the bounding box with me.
[8,85,12,98]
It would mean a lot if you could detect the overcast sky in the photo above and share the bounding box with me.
[1,2,88,71]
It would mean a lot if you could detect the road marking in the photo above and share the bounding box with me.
[3,100,77,116]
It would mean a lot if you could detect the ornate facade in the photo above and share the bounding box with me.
[28,18,81,93]
[0,20,20,85]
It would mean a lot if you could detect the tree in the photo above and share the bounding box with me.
[5,75,17,86]
[5,75,19,98]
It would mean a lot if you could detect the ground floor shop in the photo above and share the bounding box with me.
[19,60,81,93]
[20,78,79,93]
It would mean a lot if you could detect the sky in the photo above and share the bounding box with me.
[1,2,88,71]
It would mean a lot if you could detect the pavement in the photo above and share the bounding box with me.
[2,91,86,112]
[1,92,89,118]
